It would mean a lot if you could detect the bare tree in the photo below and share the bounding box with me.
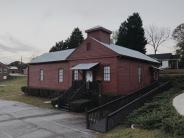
[111,30,119,44]
[146,25,170,54]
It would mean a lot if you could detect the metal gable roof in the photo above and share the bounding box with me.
[30,37,159,64]
[148,53,180,60]
[90,37,159,64]
[0,62,7,68]
[148,53,172,60]
[30,49,75,64]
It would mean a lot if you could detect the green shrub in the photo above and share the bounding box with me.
[21,86,28,94]
[162,116,184,136]
[21,86,64,98]
[127,77,184,136]
[129,109,164,129]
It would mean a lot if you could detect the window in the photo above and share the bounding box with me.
[74,70,78,80]
[3,68,7,73]
[58,69,64,82]
[0,68,2,74]
[104,66,110,81]
[40,69,44,81]
[138,66,142,83]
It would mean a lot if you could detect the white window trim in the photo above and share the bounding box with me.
[74,70,79,80]
[59,69,64,83]
[104,66,110,81]
[40,69,44,81]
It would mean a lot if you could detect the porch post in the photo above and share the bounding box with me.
[176,60,179,69]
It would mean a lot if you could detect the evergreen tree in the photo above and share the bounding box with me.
[49,41,64,52]
[69,28,84,49]
[49,27,84,52]
[62,38,70,50]
[116,13,147,53]
[116,21,128,47]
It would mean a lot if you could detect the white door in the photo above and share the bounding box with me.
[3,76,7,80]
[85,71,93,82]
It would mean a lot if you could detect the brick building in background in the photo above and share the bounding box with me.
[0,62,9,81]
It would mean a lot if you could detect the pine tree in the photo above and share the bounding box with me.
[116,13,147,53]
[68,27,84,49]
[49,27,84,52]
[49,41,64,52]
[116,21,128,47]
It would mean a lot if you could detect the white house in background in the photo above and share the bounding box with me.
[0,62,9,81]
[148,53,180,69]
[9,66,18,73]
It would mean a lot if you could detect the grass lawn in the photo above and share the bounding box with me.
[0,76,52,108]
[100,77,184,138]
[99,127,175,138]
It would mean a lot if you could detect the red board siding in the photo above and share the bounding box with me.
[28,62,70,90]
[68,37,118,60]
[67,37,119,93]
[117,58,153,95]
[0,64,9,81]
[86,30,111,44]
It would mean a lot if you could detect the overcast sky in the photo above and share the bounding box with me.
[0,0,183,63]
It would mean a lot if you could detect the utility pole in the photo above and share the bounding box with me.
[21,56,22,64]
[20,56,23,73]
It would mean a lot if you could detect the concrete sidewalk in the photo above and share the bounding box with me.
[0,100,98,138]
[173,91,184,116]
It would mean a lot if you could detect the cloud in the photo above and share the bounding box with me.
[0,42,15,53]
[0,33,39,53]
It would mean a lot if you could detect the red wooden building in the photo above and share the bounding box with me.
[28,26,159,95]
[0,62,9,81]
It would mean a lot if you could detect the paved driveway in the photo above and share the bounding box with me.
[0,100,98,138]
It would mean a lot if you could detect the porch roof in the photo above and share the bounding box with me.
[71,63,99,70]
[151,66,163,70]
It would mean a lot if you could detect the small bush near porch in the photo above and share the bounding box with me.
[0,76,52,108]
[21,86,64,98]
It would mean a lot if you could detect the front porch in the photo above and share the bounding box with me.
[71,62,100,83]
[51,80,101,112]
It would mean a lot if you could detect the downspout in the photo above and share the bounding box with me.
[116,56,121,94]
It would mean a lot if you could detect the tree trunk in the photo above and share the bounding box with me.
[154,49,157,55]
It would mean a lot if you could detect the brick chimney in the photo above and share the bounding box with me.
[85,26,112,44]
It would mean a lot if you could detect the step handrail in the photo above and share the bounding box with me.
[69,82,86,101]
[108,81,169,117]
[105,81,170,131]
[86,81,170,132]
[87,81,159,114]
